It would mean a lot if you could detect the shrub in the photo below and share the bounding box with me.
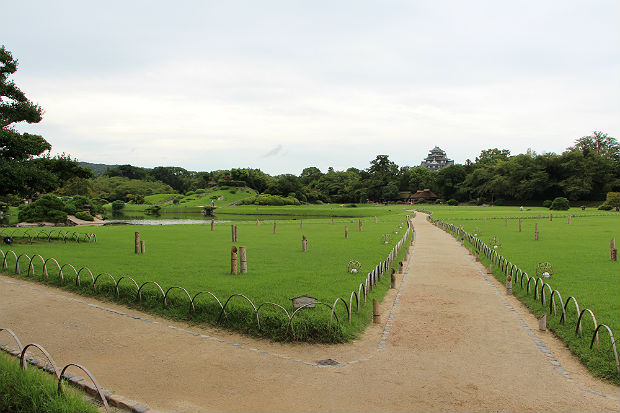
[345,204,358,208]
[549,197,570,210]
[74,211,94,221]
[447,199,458,206]
[229,190,236,194]
[604,192,619,208]
[18,195,68,223]
[195,189,206,194]
[111,200,125,211]
[542,199,552,208]
[598,204,613,211]
[435,199,444,204]
[238,194,301,206]
[414,198,426,204]
[185,191,195,196]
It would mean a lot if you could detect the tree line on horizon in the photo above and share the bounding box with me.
[2,44,619,207]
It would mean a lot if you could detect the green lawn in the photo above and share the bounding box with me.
[420,205,620,383]
[1,211,412,342]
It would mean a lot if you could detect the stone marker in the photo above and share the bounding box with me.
[140,240,145,254]
[302,235,308,252]
[239,246,247,273]
[373,299,380,323]
[538,314,547,331]
[290,294,317,309]
[134,232,140,254]
[484,216,487,223]
[231,246,238,275]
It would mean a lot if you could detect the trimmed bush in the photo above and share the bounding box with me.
[542,199,552,208]
[111,200,125,211]
[74,211,94,221]
[238,194,301,206]
[549,197,570,210]
[447,199,458,206]
[598,204,613,211]
[18,195,68,223]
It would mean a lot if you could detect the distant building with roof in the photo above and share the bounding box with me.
[420,146,454,171]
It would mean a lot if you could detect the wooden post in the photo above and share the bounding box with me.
[518,219,522,232]
[257,219,260,227]
[549,214,552,221]
[486,264,492,274]
[372,299,380,323]
[399,261,403,274]
[300,219,303,230]
[475,251,480,261]
[484,216,487,223]
[302,235,308,252]
[140,240,145,254]
[375,216,378,224]
[210,219,214,231]
[611,238,617,261]
[506,275,512,295]
[331,217,334,225]
[358,219,363,232]
[134,232,140,254]
[231,225,236,242]
[567,215,571,224]
[231,246,238,275]
[239,246,247,273]
[538,314,547,331]
[344,226,348,239]
[390,269,396,289]
[234,225,238,241]
[273,221,277,234]
[534,223,539,241]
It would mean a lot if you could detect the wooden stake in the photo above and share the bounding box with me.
[273,221,277,234]
[358,219,363,232]
[300,219,303,230]
[344,226,348,239]
[231,246,238,275]
[504,218,507,226]
[331,217,334,225]
[302,235,308,252]
[534,223,539,241]
[257,219,260,227]
[506,275,512,295]
[375,216,378,224]
[134,232,140,254]
[567,215,571,224]
[538,314,547,331]
[390,269,396,289]
[372,299,380,323]
[487,264,492,274]
[210,219,214,231]
[231,225,236,242]
[484,216,487,223]
[239,246,247,273]
[518,219,522,232]
[140,240,145,254]
[549,214,552,221]
[399,261,403,274]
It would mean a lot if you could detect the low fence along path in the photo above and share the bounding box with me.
[0,214,617,412]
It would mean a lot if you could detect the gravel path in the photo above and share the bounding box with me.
[1,214,618,412]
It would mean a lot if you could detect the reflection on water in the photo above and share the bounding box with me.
[103,211,313,225]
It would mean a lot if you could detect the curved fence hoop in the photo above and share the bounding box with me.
[218,294,257,323]
[163,286,194,311]
[27,254,45,277]
[59,263,78,284]
[540,282,553,306]
[42,257,61,280]
[349,290,359,314]
[589,325,620,377]
[20,343,60,378]
[15,253,31,275]
[288,301,335,335]
[549,290,564,318]
[93,272,117,291]
[577,308,599,348]
[0,328,24,352]
[59,363,109,412]
[115,275,139,298]
[525,276,535,294]
[191,291,225,314]
[254,302,291,332]
[561,296,580,324]
[330,297,350,327]
[136,281,165,303]
[76,267,94,287]
[358,283,366,305]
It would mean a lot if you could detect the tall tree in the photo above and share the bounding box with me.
[0,45,53,197]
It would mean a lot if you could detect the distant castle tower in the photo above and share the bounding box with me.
[420,146,454,171]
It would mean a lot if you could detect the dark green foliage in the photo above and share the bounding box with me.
[598,204,613,210]
[604,192,619,208]
[74,211,94,221]
[18,195,67,223]
[238,194,301,206]
[542,199,552,208]
[111,200,125,211]
[550,197,570,210]
[447,199,458,206]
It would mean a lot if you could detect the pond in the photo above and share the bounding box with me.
[102,211,323,225]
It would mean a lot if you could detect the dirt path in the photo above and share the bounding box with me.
[1,214,618,412]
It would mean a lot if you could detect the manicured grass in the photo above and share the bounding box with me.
[421,205,620,383]
[1,212,412,342]
[0,352,99,413]
[215,204,408,217]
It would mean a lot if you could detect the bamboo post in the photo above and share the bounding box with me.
[210,219,214,231]
[235,225,238,242]
[549,214,552,221]
[134,232,140,254]
[231,246,238,275]
[372,299,380,323]
[611,238,617,261]
[239,246,247,273]
[140,240,145,254]
[567,215,571,224]
[273,221,277,234]
[302,235,308,252]
[390,269,396,289]
[231,225,236,242]
[358,219,363,232]
[518,219,522,232]
[344,226,348,239]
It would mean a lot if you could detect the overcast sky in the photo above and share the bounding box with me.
[2,1,618,175]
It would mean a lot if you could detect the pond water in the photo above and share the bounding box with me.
[102,211,316,225]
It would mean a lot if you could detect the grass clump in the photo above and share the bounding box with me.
[0,352,99,413]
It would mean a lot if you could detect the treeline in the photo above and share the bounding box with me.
[69,132,620,205]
